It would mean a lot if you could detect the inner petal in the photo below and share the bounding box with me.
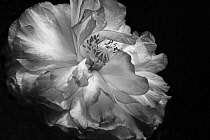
[99,51,149,95]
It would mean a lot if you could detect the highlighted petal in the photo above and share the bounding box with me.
[99,51,149,95]
[40,2,76,54]
[17,59,77,71]
[8,2,77,65]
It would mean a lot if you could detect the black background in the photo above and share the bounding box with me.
[0,0,209,140]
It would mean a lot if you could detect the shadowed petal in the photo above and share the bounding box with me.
[99,51,149,95]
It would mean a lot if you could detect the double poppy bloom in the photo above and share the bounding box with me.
[6,0,170,139]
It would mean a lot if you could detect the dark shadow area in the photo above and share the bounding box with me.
[0,0,209,140]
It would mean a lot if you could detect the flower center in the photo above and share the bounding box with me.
[82,34,120,71]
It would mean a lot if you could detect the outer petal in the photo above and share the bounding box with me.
[99,51,149,96]
[8,2,77,68]
[123,31,168,73]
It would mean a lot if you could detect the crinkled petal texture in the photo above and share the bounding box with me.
[6,1,170,140]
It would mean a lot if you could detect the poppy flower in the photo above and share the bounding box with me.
[6,0,170,139]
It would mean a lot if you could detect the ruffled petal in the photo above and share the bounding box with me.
[126,71,171,126]
[99,51,149,95]
[123,31,168,73]
[134,71,170,112]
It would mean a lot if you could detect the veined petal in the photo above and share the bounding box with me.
[56,111,77,128]
[9,2,77,64]
[123,31,167,73]
[39,2,76,54]
[99,51,149,95]
[16,59,77,71]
